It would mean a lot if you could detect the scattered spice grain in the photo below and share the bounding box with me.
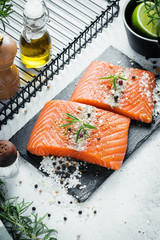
[32,207,36,211]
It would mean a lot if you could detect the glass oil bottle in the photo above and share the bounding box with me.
[19,0,52,68]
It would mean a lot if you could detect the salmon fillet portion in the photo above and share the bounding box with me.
[70,61,155,123]
[27,100,130,170]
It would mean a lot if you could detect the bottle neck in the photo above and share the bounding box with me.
[22,13,47,42]
[22,0,49,43]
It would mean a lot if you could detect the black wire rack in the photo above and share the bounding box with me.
[0,0,120,130]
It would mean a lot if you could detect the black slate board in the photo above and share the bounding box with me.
[10,46,160,202]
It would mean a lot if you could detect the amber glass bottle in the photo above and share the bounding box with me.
[19,0,52,68]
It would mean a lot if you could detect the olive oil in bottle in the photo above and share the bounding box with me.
[20,32,51,68]
[19,0,52,68]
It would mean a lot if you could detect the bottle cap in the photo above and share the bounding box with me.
[0,140,17,167]
[24,0,44,19]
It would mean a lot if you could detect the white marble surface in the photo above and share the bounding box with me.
[1,0,160,239]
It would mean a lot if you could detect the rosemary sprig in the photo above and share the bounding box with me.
[60,113,97,142]
[140,0,160,36]
[0,179,57,240]
[0,0,14,30]
[99,74,127,91]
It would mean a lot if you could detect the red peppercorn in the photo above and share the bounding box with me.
[153,100,157,104]
[119,80,123,85]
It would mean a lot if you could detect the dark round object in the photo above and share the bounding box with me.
[32,207,36,211]
[0,140,17,167]
[0,33,17,70]
[123,0,160,58]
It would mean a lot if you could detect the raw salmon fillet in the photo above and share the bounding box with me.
[70,61,155,123]
[27,100,130,170]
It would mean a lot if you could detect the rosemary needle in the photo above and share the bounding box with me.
[0,0,14,30]
[0,179,57,240]
[99,74,127,91]
[60,113,97,142]
[141,0,160,30]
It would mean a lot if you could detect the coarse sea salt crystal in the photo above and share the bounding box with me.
[39,156,86,190]
[153,78,160,118]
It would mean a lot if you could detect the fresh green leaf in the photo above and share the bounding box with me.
[65,113,79,121]
[0,0,14,30]
[60,122,74,128]
[140,0,160,36]
[82,125,90,138]
[76,125,83,142]
[83,123,97,129]
[99,74,127,91]
[0,179,57,240]
[60,113,97,142]
[118,76,127,80]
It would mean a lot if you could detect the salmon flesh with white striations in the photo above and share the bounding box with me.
[70,61,155,123]
[27,100,131,170]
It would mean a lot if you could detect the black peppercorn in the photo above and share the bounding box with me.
[61,164,66,170]
[76,184,81,189]
[152,119,155,124]
[59,159,63,164]
[114,95,118,102]
[32,207,36,211]
[60,180,64,184]
[68,165,76,174]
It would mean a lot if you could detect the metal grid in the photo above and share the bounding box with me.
[0,0,120,130]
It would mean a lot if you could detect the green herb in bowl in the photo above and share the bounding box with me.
[131,0,160,39]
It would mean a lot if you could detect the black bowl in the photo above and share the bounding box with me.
[123,0,160,58]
